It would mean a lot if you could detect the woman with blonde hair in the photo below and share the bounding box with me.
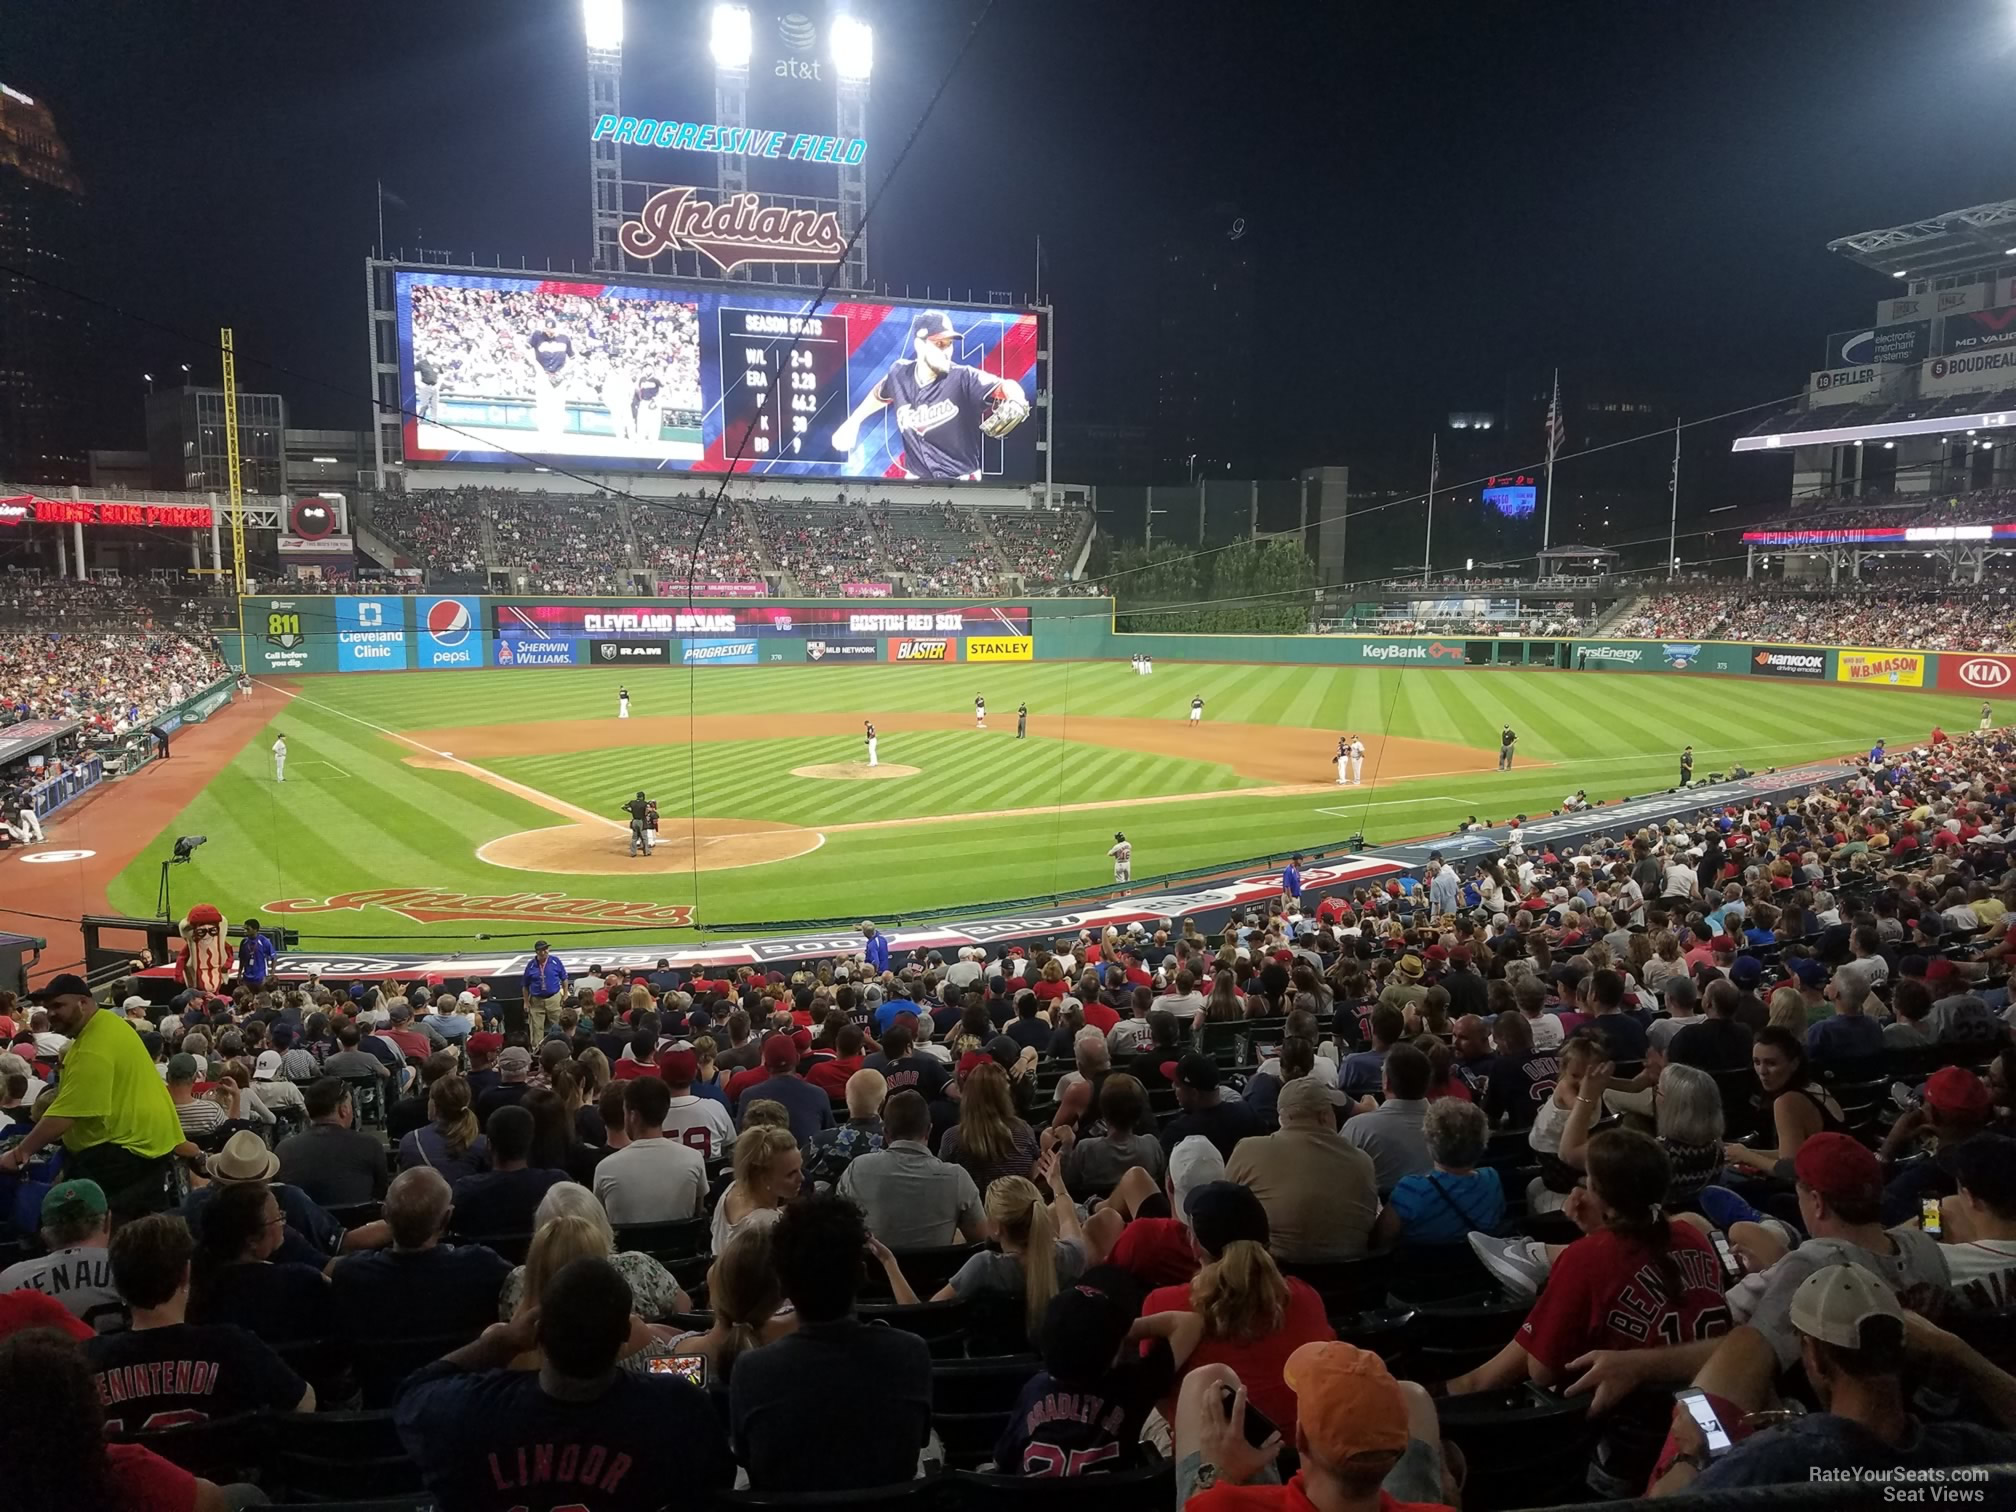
[1641,931,1685,990]
[1766,985,1808,1034]
[659,1225,796,1386]
[497,1214,663,1372]
[712,1123,802,1253]
[397,1073,489,1183]
[498,1180,688,1322]
[575,1047,612,1100]
[938,1061,1038,1189]
[1140,1178,1329,1437]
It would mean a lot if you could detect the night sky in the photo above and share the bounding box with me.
[13,0,2016,485]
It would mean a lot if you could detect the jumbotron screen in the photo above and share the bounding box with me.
[395,269,1041,482]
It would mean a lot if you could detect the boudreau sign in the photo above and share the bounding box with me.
[618,187,845,275]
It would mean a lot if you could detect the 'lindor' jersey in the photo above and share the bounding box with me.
[879,360,999,480]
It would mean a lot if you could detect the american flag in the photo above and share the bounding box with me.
[1544,369,1564,463]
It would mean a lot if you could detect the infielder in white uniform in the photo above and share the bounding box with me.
[1336,737,1350,786]
[975,695,986,730]
[864,720,878,768]
[1350,737,1365,786]
[618,686,630,719]
[1189,695,1204,726]
[272,734,287,783]
[1108,832,1132,883]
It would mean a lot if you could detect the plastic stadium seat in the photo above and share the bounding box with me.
[614,1215,710,1263]
[859,1243,984,1300]
[1333,1304,1416,1365]
[1276,1253,1394,1312]
[709,1473,947,1507]
[1708,1068,1763,1142]
[952,1459,1173,1509]
[269,1409,425,1502]
[115,1410,265,1484]
[1435,1383,1592,1511]
[1393,1289,1532,1381]
[859,1298,974,1358]
[931,1355,1041,1469]
[325,1201,383,1230]
[353,1329,485,1409]
[448,1231,533,1266]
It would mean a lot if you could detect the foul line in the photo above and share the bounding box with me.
[257,680,624,833]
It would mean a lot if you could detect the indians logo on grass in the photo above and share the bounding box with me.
[263,889,695,928]
[425,598,472,648]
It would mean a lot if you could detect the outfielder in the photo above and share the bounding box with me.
[1016,703,1028,739]
[975,695,986,730]
[829,310,1029,482]
[623,790,654,857]
[1350,735,1365,786]
[1189,695,1204,727]
[272,733,288,783]
[864,721,878,768]
[618,685,630,719]
[1108,831,1133,884]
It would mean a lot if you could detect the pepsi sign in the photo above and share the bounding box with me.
[417,596,485,669]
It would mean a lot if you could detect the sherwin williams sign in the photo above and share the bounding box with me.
[1837,649,1924,687]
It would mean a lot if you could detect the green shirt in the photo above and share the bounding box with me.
[44,1009,183,1159]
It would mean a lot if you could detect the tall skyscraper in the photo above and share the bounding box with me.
[1152,202,1255,482]
[0,82,90,482]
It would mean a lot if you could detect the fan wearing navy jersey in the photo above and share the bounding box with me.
[996,1281,1204,1475]
[86,1212,313,1433]
[524,329,576,438]
[829,309,1030,481]
[397,1255,732,1512]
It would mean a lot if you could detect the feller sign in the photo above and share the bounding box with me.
[263,889,696,928]
[618,186,845,274]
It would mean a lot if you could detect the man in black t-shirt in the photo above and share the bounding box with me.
[449,1106,566,1236]
[1668,979,1755,1073]
[862,1022,949,1102]
[398,1255,732,1512]
[332,1168,512,1340]
[1157,1054,1266,1160]
[86,1212,313,1432]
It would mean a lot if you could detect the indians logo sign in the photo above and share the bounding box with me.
[618,186,845,274]
[264,889,694,928]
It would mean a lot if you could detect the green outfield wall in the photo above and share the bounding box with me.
[231,594,2001,698]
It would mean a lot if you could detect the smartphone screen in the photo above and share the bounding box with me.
[1922,1196,1943,1236]
[1220,1384,1278,1449]
[649,1353,708,1386]
[1676,1389,1732,1456]
[1708,1228,1744,1283]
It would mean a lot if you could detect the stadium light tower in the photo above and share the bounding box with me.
[831,14,874,81]
[585,0,624,270]
[710,4,753,68]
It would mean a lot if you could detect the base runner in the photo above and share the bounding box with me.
[1108,831,1132,884]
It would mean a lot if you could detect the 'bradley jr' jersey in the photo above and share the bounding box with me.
[879,360,998,480]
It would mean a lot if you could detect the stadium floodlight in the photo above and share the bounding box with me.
[711,4,752,68]
[831,14,874,80]
[2006,246,2016,256]
[1892,269,1908,278]
[582,0,623,50]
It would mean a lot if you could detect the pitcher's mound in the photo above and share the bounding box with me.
[790,762,921,781]
[478,817,822,875]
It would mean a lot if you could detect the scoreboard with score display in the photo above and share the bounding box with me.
[1482,475,1538,519]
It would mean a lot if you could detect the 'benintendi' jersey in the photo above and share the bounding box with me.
[879,361,998,480]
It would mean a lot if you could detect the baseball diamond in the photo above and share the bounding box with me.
[47,657,1989,951]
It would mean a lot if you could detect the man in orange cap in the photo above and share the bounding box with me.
[1175,1341,1448,1509]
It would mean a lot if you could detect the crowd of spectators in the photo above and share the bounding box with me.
[1751,483,2016,533]
[8,721,2016,1504]
[367,489,488,582]
[1615,583,2016,650]
[753,503,890,592]
[490,491,635,596]
[631,496,764,585]
[879,504,998,597]
[0,621,225,740]
[984,506,1086,586]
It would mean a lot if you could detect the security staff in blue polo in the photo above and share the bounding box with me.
[240,916,277,987]
[520,941,568,1042]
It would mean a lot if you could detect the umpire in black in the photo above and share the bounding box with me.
[623,790,654,857]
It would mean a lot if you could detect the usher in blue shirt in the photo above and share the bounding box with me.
[522,955,567,997]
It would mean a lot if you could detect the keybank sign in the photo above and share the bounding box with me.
[1360,641,1464,663]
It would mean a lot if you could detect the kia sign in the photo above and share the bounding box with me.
[1937,653,2016,695]
[417,596,484,669]
[1751,645,1827,680]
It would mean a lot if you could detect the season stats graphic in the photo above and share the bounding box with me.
[396,269,1040,481]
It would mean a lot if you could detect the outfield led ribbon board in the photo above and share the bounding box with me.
[396,268,1039,481]
[491,601,1029,661]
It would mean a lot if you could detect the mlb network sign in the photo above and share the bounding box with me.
[416,597,483,669]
